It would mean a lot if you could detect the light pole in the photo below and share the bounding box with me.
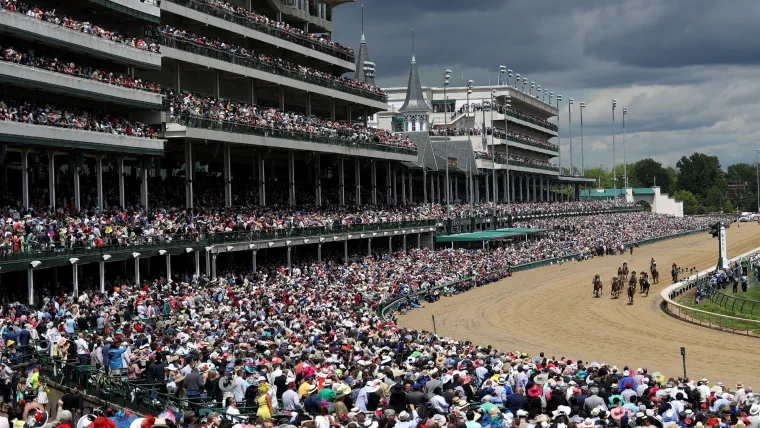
[444,68,452,219]
[504,93,512,214]
[530,82,535,97]
[623,107,628,188]
[580,102,586,176]
[514,73,520,89]
[537,85,542,102]
[556,94,563,175]
[522,78,528,93]
[499,65,507,86]
[467,80,474,215]
[490,89,497,221]
[507,69,513,87]
[612,99,618,205]
[756,149,759,213]
[569,98,574,176]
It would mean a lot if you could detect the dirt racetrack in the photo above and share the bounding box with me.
[398,224,760,386]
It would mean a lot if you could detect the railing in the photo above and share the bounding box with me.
[507,160,559,172]
[0,220,438,261]
[162,0,353,62]
[493,129,558,152]
[706,287,760,317]
[661,247,760,335]
[159,34,385,102]
[169,115,418,155]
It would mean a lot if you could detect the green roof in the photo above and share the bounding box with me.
[435,228,547,243]
[632,188,655,195]
[580,188,626,199]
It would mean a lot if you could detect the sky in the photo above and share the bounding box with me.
[331,0,760,171]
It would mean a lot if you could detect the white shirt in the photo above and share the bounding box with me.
[75,338,89,355]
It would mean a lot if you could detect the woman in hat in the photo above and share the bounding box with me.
[255,382,273,421]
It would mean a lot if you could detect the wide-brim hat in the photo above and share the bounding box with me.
[77,415,97,428]
[24,410,48,428]
[366,381,380,393]
[219,376,236,392]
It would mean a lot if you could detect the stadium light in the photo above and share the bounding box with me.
[612,99,618,205]
[515,73,520,89]
[623,107,628,188]
[569,98,574,176]
[530,81,535,96]
[444,68,453,219]
[504,93,512,213]
[499,65,507,86]
[522,77,528,93]
[580,102,586,176]
[466,79,475,217]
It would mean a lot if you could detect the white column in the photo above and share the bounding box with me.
[401,172,407,204]
[409,172,413,203]
[48,151,56,209]
[166,254,172,281]
[386,162,392,204]
[195,251,201,278]
[96,155,104,211]
[532,176,537,201]
[393,167,398,205]
[205,251,210,277]
[211,254,217,279]
[72,264,79,297]
[140,164,148,210]
[73,164,81,211]
[314,154,322,206]
[134,257,140,286]
[252,250,257,272]
[258,154,266,206]
[185,141,194,209]
[343,241,348,263]
[371,160,377,205]
[223,144,232,207]
[317,243,322,263]
[21,149,30,209]
[287,247,292,271]
[98,261,106,293]
[28,268,34,306]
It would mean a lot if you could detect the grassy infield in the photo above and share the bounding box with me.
[674,273,760,333]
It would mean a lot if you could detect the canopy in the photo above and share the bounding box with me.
[435,227,547,243]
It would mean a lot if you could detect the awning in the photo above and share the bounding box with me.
[431,100,455,105]
[391,117,405,122]
[435,227,548,243]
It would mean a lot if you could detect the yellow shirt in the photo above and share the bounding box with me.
[298,381,311,399]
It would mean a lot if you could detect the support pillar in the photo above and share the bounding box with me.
[503,172,507,203]
[343,241,348,264]
[371,160,377,205]
[73,163,81,211]
[205,251,210,277]
[409,172,413,203]
[306,92,312,118]
[166,254,172,281]
[330,98,336,121]
[455,176,459,201]
[21,149,30,209]
[318,243,322,263]
[401,171,407,204]
[393,167,398,205]
[532,176,537,201]
[388,236,392,254]
[185,141,194,209]
[288,151,296,206]
[485,174,490,203]
[48,151,56,209]
[99,261,105,294]
[287,246,292,271]
[355,158,361,206]
[314,154,322,206]
[386,162,392,204]
[541,178,545,201]
[134,257,140,286]
[423,169,428,203]
[511,172,516,203]
[279,85,285,111]
[96,155,104,211]
[213,71,220,98]
[140,164,148,209]
[339,157,345,205]
[117,157,126,209]
[417,233,421,248]
[429,172,434,204]
[223,143,232,207]
[367,238,372,256]
[474,178,480,203]
[72,264,79,297]
[195,251,200,278]
[258,153,266,206]
[28,268,34,306]
[211,254,217,279]
[252,250,257,272]
[403,235,407,251]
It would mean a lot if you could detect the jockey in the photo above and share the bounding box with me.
[651,258,656,266]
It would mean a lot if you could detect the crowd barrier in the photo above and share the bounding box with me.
[706,286,760,317]
[660,248,760,336]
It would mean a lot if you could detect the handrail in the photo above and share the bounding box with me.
[158,33,386,102]
[168,115,418,155]
[660,247,760,334]
[162,0,354,62]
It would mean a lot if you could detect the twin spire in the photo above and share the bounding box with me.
[399,29,429,113]
[354,5,375,86]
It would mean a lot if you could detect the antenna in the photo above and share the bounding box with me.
[361,4,364,33]
[412,29,415,56]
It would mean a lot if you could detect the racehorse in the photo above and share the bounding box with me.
[627,281,636,305]
[593,274,603,298]
[629,270,638,292]
[651,263,659,284]
[622,261,630,282]
[611,275,622,299]
[640,272,651,297]
[617,267,624,281]
[671,263,679,283]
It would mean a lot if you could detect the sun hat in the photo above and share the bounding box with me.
[610,408,626,420]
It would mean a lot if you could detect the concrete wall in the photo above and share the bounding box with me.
[0,122,165,154]
[625,187,684,217]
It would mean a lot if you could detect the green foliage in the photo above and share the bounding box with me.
[673,190,699,215]
[634,158,674,193]
[723,199,735,213]
[675,153,725,199]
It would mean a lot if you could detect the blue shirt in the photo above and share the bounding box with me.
[65,319,76,334]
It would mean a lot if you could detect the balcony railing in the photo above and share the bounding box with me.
[169,115,418,155]
[492,128,558,152]
[159,34,386,102]
[163,0,352,62]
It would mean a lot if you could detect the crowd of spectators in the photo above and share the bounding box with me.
[166,90,415,151]
[191,0,354,59]
[450,103,557,131]
[0,210,739,428]
[159,25,383,98]
[1,0,160,53]
[1,46,163,93]
[472,152,558,169]
[0,99,160,138]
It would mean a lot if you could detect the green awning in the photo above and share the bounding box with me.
[435,227,547,243]
[391,117,405,122]
[632,188,655,195]
[431,100,455,105]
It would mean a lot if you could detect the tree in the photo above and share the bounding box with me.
[634,158,674,193]
[673,190,699,215]
[676,153,725,199]
[726,163,757,211]
[723,199,735,213]
[584,166,612,188]
[666,167,678,193]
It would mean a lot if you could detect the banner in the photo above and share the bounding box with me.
[719,226,728,269]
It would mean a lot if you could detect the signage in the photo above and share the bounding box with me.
[719,226,728,269]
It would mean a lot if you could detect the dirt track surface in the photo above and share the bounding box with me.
[398,224,760,386]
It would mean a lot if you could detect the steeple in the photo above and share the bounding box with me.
[354,5,376,86]
[399,30,430,132]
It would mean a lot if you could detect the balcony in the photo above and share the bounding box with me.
[167,115,417,160]
[0,62,163,109]
[161,0,352,67]
[159,34,385,106]
[88,0,161,23]
[0,9,161,69]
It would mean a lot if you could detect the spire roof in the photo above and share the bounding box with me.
[399,31,429,113]
[354,6,375,86]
